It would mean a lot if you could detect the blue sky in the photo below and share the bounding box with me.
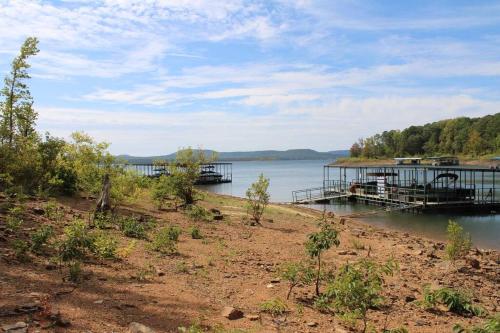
[1,0,499,155]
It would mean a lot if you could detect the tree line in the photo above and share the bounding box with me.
[349,113,500,158]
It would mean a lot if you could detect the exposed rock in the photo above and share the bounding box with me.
[413,250,424,256]
[32,207,45,215]
[93,299,104,304]
[270,278,280,283]
[306,321,318,327]
[404,295,416,303]
[221,306,244,320]
[45,262,57,270]
[245,314,260,321]
[210,208,221,215]
[467,258,480,269]
[128,322,156,333]
[415,320,428,326]
[1,322,27,333]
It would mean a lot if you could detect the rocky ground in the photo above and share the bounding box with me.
[0,192,498,333]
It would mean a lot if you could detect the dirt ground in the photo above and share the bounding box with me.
[0,191,498,333]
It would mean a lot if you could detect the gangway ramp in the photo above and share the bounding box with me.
[292,186,351,204]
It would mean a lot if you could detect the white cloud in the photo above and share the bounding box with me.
[37,94,500,154]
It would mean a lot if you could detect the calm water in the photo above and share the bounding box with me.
[199,160,500,249]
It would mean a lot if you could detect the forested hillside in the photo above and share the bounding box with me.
[350,113,500,158]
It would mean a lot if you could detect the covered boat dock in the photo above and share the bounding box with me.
[292,164,499,213]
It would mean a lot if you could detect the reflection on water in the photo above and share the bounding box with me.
[200,160,500,249]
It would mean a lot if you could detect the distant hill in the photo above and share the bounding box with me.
[117,149,349,163]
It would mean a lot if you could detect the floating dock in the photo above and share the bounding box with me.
[292,164,499,213]
[126,162,232,184]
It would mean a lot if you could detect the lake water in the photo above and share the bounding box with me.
[199,160,500,249]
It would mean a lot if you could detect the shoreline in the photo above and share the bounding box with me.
[205,191,500,251]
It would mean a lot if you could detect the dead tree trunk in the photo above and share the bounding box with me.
[95,174,111,213]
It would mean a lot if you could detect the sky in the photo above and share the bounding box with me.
[1,0,499,155]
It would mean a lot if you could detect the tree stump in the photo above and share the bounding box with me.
[96,174,111,213]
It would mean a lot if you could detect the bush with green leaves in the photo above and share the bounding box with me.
[150,226,181,255]
[190,226,203,239]
[119,216,147,239]
[453,314,500,333]
[12,239,29,260]
[167,225,182,241]
[260,298,288,317]
[178,322,204,333]
[319,259,397,333]
[93,212,113,229]
[279,261,315,299]
[58,219,94,262]
[44,200,64,222]
[305,222,340,295]
[245,173,270,225]
[6,206,24,232]
[445,220,472,262]
[185,205,212,222]
[91,231,117,259]
[151,174,175,210]
[68,261,82,283]
[420,285,485,317]
[30,225,54,253]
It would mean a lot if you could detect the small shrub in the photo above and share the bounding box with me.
[93,212,113,229]
[383,328,409,333]
[305,222,340,295]
[6,206,24,232]
[175,261,190,274]
[44,200,64,222]
[453,314,500,333]
[6,215,23,232]
[245,173,270,225]
[116,240,137,258]
[150,227,180,254]
[166,225,182,241]
[185,205,212,221]
[31,225,54,253]
[420,285,485,317]
[92,231,117,259]
[350,239,365,250]
[279,261,315,299]
[12,239,30,261]
[59,219,94,262]
[119,217,146,239]
[68,261,82,283]
[260,298,288,317]
[152,175,174,210]
[190,226,203,239]
[446,220,472,262]
[178,322,204,333]
[320,259,398,332]
[135,263,156,281]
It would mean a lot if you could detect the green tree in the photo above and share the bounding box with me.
[0,37,39,145]
[305,222,340,296]
[245,173,270,225]
[465,129,487,156]
[166,148,208,205]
